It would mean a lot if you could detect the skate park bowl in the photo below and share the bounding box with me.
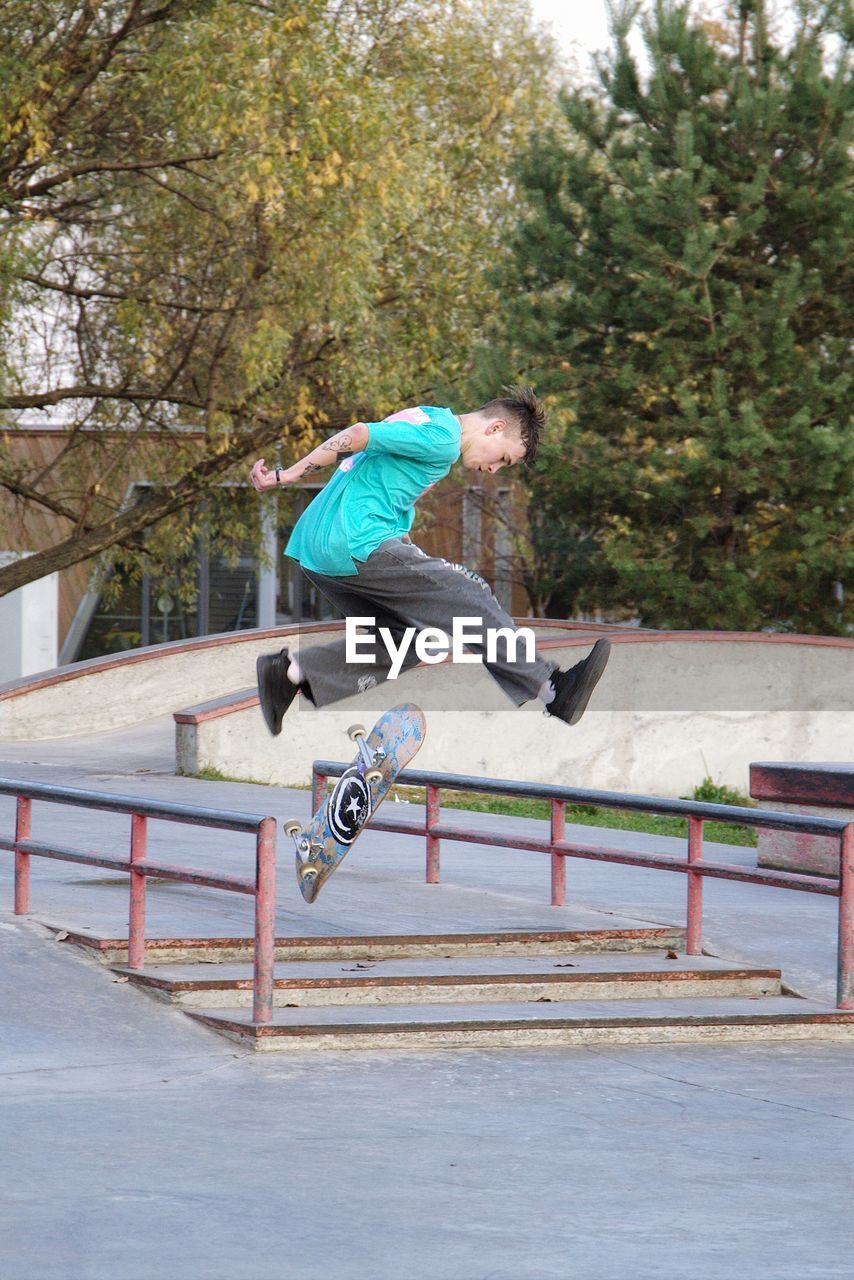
[1,620,852,796]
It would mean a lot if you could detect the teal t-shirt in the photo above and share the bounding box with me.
[284,405,461,576]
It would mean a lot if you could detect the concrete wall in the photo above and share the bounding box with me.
[174,630,854,797]
[0,624,335,741]
[2,622,851,796]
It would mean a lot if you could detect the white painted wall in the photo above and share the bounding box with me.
[0,554,57,683]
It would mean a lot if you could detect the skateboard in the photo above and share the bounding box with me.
[284,702,426,903]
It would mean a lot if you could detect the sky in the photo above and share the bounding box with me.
[529,0,623,62]
[527,0,648,75]
[527,1,802,77]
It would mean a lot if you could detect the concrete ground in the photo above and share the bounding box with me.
[1,715,853,1280]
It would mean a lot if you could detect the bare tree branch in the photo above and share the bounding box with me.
[16,273,231,315]
[18,150,224,200]
[0,386,207,411]
[0,471,97,531]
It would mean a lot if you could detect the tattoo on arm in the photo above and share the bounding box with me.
[320,431,354,454]
[298,426,363,476]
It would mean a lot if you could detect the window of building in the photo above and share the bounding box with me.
[67,482,339,661]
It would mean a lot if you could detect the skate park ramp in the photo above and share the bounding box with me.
[1,620,852,795]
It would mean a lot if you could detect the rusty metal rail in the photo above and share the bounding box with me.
[312,762,854,1010]
[0,778,277,1023]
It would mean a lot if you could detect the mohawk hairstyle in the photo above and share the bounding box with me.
[477,385,545,464]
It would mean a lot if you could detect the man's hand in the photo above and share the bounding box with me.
[250,423,369,494]
[250,459,298,492]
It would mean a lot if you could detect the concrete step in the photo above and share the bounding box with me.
[186,996,854,1051]
[115,952,782,1008]
[50,924,686,965]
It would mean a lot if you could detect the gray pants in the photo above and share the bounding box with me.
[297,538,552,708]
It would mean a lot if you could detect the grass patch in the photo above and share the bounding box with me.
[192,768,757,848]
[192,766,271,786]
[691,776,753,807]
[385,785,757,848]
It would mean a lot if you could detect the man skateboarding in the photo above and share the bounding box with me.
[249,387,609,732]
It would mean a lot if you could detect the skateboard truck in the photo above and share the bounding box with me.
[283,820,324,863]
[347,724,385,783]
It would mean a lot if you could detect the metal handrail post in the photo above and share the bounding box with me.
[128,814,148,970]
[252,817,277,1024]
[550,800,566,907]
[686,816,704,955]
[14,795,31,915]
[426,784,441,884]
[837,822,854,1010]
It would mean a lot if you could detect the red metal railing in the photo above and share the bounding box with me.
[0,778,277,1023]
[313,762,854,1010]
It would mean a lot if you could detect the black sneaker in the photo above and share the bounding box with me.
[545,638,611,725]
[256,647,300,736]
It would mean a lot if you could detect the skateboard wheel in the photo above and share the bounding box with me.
[347,724,366,741]
[366,769,383,783]
[284,820,302,837]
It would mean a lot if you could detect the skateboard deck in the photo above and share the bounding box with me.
[285,702,426,903]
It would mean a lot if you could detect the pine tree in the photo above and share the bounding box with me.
[489,0,852,633]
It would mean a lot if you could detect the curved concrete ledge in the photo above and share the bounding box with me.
[0,618,606,741]
[173,631,854,797]
[0,623,353,741]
